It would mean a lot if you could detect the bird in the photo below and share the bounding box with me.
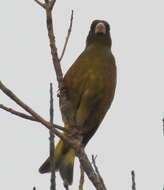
[39,19,117,186]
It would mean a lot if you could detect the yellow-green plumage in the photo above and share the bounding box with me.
[39,20,117,185]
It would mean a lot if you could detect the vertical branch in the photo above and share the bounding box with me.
[131,170,136,190]
[162,118,164,136]
[49,83,56,190]
[44,2,74,126]
[79,164,84,190]
[45,6,63,89]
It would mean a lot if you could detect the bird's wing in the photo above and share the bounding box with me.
[75,71,104,127]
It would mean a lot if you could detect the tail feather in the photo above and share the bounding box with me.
[59,149,75,185]
[39,140,65,173]
[39,138,75,185]
[39,157,51,173]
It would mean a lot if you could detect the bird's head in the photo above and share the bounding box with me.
[86,20,111,47]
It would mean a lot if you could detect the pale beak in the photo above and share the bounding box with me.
[95,22,106,34]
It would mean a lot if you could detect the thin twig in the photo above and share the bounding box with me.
[92,155,107,190]
[131,170,136,190]
[77,149,106,190]
[79,164,84,190]
[0,104,37,121]
[34,0,45,9]
[0,104,66,132]
[49,83,56,190]
[162,118,164,136]
[59,10,74,61]
[34,0,63,89]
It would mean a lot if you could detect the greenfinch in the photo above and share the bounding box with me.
[39,20,117,186]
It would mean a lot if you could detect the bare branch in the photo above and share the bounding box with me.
[50,0,56,10]
[34,0,45,9]
[59,10,74,61]
[0,81,70,135]
[92,155,107,190]
[0,103,66,132]
[0,81,45,122]
[49,83,56,190]
[0,82,82,155]
[0,104,37,122]
[44,3,76,127]
[77,149,106,190]
[162,118,164,136]
[79,165,84,190]
[131,170,136,190]
[45,8,63,88]
[35,0,74,129]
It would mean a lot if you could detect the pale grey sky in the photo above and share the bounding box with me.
[0,0,164,189]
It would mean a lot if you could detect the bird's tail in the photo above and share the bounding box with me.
[39,125,76,185]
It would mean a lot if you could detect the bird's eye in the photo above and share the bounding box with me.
[91,20,99,31]
[105,22,110,31]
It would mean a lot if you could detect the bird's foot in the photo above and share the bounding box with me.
[69,127,79,136]
[57,82,67,97]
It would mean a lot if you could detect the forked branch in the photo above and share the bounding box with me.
[0,104,37,122]
[0,81,69,134]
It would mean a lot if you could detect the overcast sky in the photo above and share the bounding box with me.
[0,0,164,189]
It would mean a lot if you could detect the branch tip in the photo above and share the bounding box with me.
[34,0,46,9]
[131,170,136,190]
[59,10,74,61]
[50,0,56,10]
